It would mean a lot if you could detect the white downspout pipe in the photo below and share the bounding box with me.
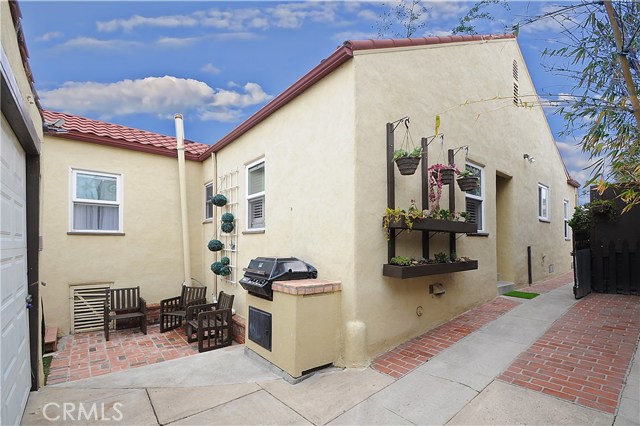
[211,151,218,299]
[175,114,191,285]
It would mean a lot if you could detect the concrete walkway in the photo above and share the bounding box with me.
[22,281,640,425]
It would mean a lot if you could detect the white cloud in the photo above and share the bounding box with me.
[97,14,199,32]
[156,36,202,48]
[201,63,222,75]
[40,76,272,123]
[57,37,141,50]
[37,31,63,42]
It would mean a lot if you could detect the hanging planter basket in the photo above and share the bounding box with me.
[207,239,224,252]
[395,157,421,175]
[431,168,455,185]
[457,176,479,192]
[221,222,234,233]
[211,194,227,207]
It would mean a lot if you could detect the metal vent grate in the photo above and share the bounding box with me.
[512,59,519,81]
[70,283,111,333]
[513,82,519,105]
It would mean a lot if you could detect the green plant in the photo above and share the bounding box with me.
[221,222,234,233]
[220,256,230,266]
[458,169,474,177]
[211,194,228,207]
[393,146,423,161]
[434,252,449,263]
[207,239,224,252]
[219,265,231,276]
[221,212,234,223]
[567,205,591,232]
[590,199,618,222]
[459,211,470,222]
[390,256,412,266]
[211,261,223,274]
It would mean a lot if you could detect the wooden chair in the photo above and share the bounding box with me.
[159,285,207,332]
[104,287,147,341]
[186,291,234,352]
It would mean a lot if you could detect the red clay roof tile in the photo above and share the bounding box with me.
[43,110,210,160]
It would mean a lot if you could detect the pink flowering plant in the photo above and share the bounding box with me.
[427,163,459,210]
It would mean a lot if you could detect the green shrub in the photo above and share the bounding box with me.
[220,256,230,266]
[210,261,223,274]
[207,239,224,252]
[221,222,234,233]
[221,212,234,223]
[390,256,412,266]
[211,194,227,207]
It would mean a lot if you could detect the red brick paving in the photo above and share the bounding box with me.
[498,293,640,414]
[46,325,198,385]
[529,271,575,294]
[372,297,522,379]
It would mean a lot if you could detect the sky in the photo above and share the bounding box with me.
[19,0,592,200]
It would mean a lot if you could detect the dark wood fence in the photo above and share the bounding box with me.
[590,240,640,295]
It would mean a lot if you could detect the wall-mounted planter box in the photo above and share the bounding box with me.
[383,260,478,279]
[386,218,477,234]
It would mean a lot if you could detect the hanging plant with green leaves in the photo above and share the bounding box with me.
[221,222,234,233]
[207,239,224,252]
[221,212,234,223]
[220,256,230,266]
[211,194,228,207]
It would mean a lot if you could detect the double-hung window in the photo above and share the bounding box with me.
[465,163,485,232]
[563,199,570,240]
[204,182,213,220]
[538,184,550,221]
[246,159,265,230]
[71,169,122,232]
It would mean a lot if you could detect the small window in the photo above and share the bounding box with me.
[563,200,570,240]
[538,184,550,221]
[204,182,213,220]
[465,163,485,232]
[246,159,265,230]
[71,169,122,232]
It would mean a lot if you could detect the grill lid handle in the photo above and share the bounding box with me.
[243,268,268,276]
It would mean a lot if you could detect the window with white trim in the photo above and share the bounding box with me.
[71,169,122,232]
[464,163,485,232]
[246,159,265,230]
[563,199,570,240]
[204,182,213,220]
[538,184,550,221]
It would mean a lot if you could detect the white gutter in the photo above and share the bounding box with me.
[211,151,218,300]
[174,114,191,284]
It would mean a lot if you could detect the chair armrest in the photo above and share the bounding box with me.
[186,303,217,321]
[139,297,147,314]
[185,297,207,309]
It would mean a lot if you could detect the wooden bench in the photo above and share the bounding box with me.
[160,285,207,332]
[44,327,58,353]
[104,287,147,341]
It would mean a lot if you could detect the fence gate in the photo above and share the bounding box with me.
[70,283,111,333]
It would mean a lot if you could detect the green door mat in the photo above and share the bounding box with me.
[502,290,539,299]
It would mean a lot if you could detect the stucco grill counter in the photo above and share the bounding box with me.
[240,257,341,379]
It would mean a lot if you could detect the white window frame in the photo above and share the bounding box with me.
[465,162,485,233]
[70,168,123,233]
[538,183,550,222]
[563,199,571,240]
[246,158,265,231]
[204,181,214,221]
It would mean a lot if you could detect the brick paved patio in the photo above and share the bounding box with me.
[371,272,574,379]
[498,292,640,414]
[46,325,199,385]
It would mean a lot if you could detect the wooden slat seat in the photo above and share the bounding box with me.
[185,291,234,352]
[104,287,147,341]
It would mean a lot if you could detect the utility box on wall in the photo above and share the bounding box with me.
[245,279,342,378]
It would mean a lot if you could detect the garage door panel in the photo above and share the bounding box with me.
[1,114,30,426]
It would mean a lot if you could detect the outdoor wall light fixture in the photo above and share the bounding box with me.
[523,153,535,163]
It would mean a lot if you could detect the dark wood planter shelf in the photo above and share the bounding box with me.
[386,218,478,234]
[383,260,479,279]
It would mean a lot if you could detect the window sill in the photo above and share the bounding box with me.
[467,232,489,237]
[242,229,265,235]
[539,218,551,223]
[202,219,213,224]
[68,231,125,236]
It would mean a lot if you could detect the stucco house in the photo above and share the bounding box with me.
[1,0,43,422]
[40,34,579,374]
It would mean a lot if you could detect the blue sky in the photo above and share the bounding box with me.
[20,1,591,198]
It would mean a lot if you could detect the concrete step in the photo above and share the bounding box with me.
[497,281,516,295]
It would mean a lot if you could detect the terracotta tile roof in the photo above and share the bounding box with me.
[43,110,210,160]
[200,34,516,159]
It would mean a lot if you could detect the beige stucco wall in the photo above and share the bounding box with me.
[349,38,576,361]
[40,136,205,333]
[205,61,357,342]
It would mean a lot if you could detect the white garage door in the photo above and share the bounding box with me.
[1,115,31,426]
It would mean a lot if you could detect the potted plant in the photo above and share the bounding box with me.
[456,169,479,192]
[393,146,423,175]
[589,199,617,221]
[428,163,459,210]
